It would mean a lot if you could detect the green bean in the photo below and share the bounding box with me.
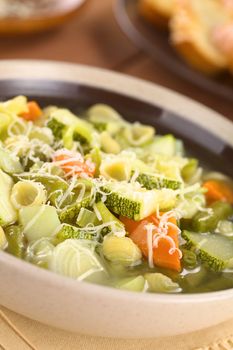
[181,248,198,269]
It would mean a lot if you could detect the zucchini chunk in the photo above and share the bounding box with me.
[56,224,96,241]
[182,230,233,271]
[133,172,182,190]
[47,109,92,144]
[100,182,177,220]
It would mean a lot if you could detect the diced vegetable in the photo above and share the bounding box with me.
[175,139,184,156]
[123,123,155,146]
[29,126,54,144]
[59,193,93,223]
[62,125,75,150]
[19,205,61,242]
[87,104,124,135]
[183,267,207,289]
[0,111,13,136]
[76,208,98,227]
[182,230,233,271]
[181,159,198,182]
[134,172,182,190]
[121,213,181,272]
[15,172,70,203]
[86,147,101,176]
[100,160,131,181]
[192,201,233,232]
[100,131,121,154]
[0,170,17,226]
[101,182,176,221]
[216,220,233,237]
[115,276,145,292]
[56,224,97,241]
[153,154,188,180]
[1,95,28,115]
[5,225,25,258]
[95,201,124,231]
[100,183,157,220]
[102,235,142,267]
[47,108,92,144]
[49,239,106,280]
[20,101,42,121]
[0,147,23,174]
[46,117,64,139]
[203,180,233,205]
[148,135,176,156]
[26,238,54,267]
[176,191,206,219]
[145,273,180,293]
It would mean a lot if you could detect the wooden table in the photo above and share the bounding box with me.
[0,0,232,120]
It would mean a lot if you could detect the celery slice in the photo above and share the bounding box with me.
[145,273,180,293]
[192,201,233,232]
[116,276,145,292]
[5,225,25,258]
[76,208,98,227]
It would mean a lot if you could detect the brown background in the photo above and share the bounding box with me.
[0,0,232,121]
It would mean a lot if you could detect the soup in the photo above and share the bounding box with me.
[0,96,233,293]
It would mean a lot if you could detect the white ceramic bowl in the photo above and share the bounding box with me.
[0,60,233,338]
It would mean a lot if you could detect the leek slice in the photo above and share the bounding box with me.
[19,205,60,242]
[50,239,106,281]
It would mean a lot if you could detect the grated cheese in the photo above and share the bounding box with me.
[57,175,77,208]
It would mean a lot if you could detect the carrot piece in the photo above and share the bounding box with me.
[120,214,181,272]
[203,180,233,205]
[120,214,158,233]
[153,216,181,272]
[20,101,42,121]
[120,216,142,233]
[53,150,95,178]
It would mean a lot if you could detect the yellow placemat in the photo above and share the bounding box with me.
[0,306,233,350]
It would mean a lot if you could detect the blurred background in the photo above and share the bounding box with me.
[0,0,232,120]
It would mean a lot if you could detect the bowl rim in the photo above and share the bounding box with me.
[0,59,232,146]
[0,59,233,302]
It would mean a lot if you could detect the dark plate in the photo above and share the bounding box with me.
[114,0,233,102]
[0,78,232,177]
